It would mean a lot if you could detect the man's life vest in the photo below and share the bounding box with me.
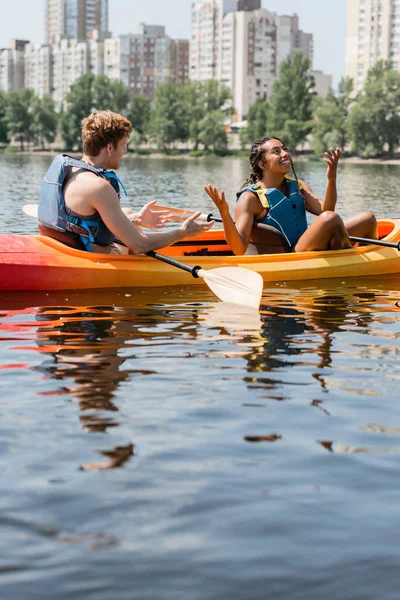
[38,154,127,251]
[236,177,308,248]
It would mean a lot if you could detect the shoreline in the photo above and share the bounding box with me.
[2,148,400,165]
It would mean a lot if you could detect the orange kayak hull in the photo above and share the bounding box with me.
[0,219,400,291]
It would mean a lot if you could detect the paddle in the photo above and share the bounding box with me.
[22,204,264,309]
[22,203,211,223]
[146,251,263,310]
[149,206,400,251]
[23,204,400,250]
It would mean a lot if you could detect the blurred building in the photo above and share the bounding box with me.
[221,8,277,120]
[104,24,189,98]
[190,1,314,119]
[0,40,29,92]
[275,14,313,69]
[345,0,398,92]
[312,69,333,97]
[45,0,110,44]
[24,43,53,97]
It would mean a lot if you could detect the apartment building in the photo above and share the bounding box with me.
[345,0,399,91]
[104,25,189,98]
[275,14,313,69]
[312,69,333,97]
[221,8,277,119]
[0,40,29,92]
[24,44,53,98]
[45,0,109,45]
[190,0,238,81]
[190,2,314,119]
[51,37,105,106]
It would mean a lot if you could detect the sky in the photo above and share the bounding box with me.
[0,0,347,87]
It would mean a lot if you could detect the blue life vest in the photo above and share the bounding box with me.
[236,177,308,248]
[38,154,127,251]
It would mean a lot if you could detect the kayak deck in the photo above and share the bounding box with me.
[0,219,400,291]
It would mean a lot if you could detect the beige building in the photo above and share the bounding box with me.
[190,0,238,81]
[0,40,29,92]
[312,69,333,97]
[275,14,313,69]
[190,2,314,120]
[345,0,398,92]
[221,8,277,120]
[52,37,105,107]
[45,0,109,45]
[24,44,53,98]
[104,25,189,99]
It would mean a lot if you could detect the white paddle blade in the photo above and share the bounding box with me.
[198,267,263,310]
[23,203,39,218]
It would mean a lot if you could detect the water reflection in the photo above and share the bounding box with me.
[33,305,154,470]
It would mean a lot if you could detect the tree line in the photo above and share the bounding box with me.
[0,52,400,157]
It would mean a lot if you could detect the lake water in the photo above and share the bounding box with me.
[1,154,400,600]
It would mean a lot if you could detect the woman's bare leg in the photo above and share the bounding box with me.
[294,211,352,252]
[343,211,378,240]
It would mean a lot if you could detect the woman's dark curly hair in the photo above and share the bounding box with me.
[242,136,299,190]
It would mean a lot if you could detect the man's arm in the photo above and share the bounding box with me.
[91,180,213,254]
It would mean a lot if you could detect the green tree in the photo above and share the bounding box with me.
[31,94,58,149]
[198,110,228,152]
[268,52,315,150]
[59,73,130,150]
[311,77,354,154]
[5,88,36,150]
[0,91,9,144]
[92,75,130,113]
[185,80,232,149]
[127,95,152,143]
[149,82,189,149]
[348,60,400,156]
[239,98,269,147]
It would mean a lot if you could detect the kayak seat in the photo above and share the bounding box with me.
[38,223,86,251]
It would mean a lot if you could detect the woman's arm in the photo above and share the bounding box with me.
[299,147,341,216]
[204,185,258,255]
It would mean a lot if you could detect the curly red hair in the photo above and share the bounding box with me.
[81,110,133,156]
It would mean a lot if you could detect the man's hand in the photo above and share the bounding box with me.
[125,199,174,229]
[324,147,340,181]
[179,212,214,239]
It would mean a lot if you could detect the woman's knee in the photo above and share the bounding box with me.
[317,211,344,230]
[361,211,377,228]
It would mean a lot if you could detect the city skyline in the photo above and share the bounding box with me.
[0,0,346,87]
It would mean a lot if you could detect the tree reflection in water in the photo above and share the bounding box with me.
[33,305,161,471]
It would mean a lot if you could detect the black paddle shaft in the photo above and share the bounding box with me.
[205,213,400,251]
[349,236,400,250]
[146,251,202,278]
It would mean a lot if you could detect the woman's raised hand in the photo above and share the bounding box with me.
[324,147,341,181]
[204,185,230,218]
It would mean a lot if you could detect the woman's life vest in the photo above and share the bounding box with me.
[38,154,127,251]
[236,177,308,248]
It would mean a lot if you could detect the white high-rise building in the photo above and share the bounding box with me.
[190,0,238,81]
[345,0,397,92]
[45,0,109,45]
[24,44,53,98]
[0,40,29,92]
[221,9,277,119]
[190,2,314,119]
[51,37,105,107]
